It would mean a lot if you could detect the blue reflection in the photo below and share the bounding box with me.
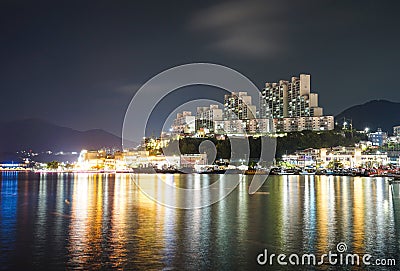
[303,177,316,250]
[0,172,19,266]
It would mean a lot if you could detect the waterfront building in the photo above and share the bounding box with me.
[76,149,128,171]
[172,111,196,134]
[180,153,208,168]
[281,148,320,167]
[282,146,390,168]
[0,162,29,170]
[195,104,223,133]
[76,148,206,170]
[260,74,334,132]
[76,150,107,170]
[128,153,205,169]
[321,147,389,168]
[368,128,388,146]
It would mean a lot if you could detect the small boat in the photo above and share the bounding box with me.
[195,165,226,174]
[244,169,269,175]
[325,170,334,176]
[155,168,179,174]
[224,168,244,174]
[388,178,400,185]
[275,168,296,175]
[132,167,156,174]
[299,167,316,175]
[299,170,316,175]
[387,174,400,180]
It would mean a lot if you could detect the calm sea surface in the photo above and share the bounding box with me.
[0,172,399,270]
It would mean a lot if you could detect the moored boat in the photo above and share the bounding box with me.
[388,178,400,185]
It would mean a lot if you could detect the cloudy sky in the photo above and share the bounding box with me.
[1,0,399,136]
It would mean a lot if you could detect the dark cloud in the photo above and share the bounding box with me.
[190,0,288,58]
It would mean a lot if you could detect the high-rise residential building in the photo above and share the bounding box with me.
[260,80,288,119]
[224,92,256,120]
[172,111,195,134]
[216,92,266,135]
[195,104,223,133]
[260,74,323,118]
[260,74,334,132]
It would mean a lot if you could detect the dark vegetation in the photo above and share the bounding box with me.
[162,130,366,160]
[275,130,366,157]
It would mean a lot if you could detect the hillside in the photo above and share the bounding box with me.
[0,118,123,153]
[335,100,400,133]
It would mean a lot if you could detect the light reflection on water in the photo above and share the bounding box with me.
[0,172,399,270]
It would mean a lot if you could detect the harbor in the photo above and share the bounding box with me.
[1,172,398,270]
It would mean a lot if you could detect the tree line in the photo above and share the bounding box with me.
[160,130,366,160]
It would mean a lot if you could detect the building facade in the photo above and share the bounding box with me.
[214,118,273,135]
[273,116,334,132]
[224,92,256,121]
[195,104,223,133]
[172,111,196,134]
[214,119,246,134]
[282,147,390,168]
[368,128,388,146]
[260,74,334,132]
[218,91,267,135]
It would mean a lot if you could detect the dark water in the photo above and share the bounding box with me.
[0,172,399,270]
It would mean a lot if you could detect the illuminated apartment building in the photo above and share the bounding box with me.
[260,74,334,132]
[195,104,223,133]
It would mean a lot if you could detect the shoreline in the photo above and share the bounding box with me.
[1,168,399,178]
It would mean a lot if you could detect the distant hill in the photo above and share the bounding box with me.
[335,100,400,134]
[0,118,124,153]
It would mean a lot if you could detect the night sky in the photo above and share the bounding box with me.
[1,0,399,136]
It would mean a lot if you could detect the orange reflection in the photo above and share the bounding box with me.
[316,178,330,253]
[67,174,104,269]
[352,178,364,254]
[119,174,166,269]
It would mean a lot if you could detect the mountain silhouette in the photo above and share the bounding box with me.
[335,100,400,134]
[0,118,127,152]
